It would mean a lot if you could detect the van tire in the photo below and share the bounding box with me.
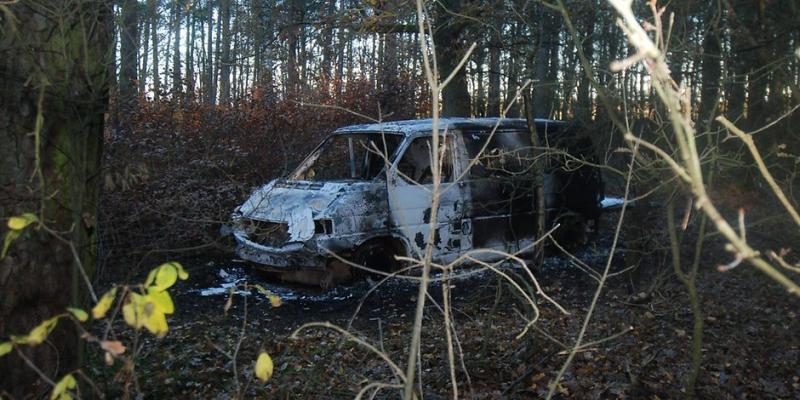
[352,239,402,278]
[553,211,588,248]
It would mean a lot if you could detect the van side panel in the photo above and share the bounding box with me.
[460,129,536,249]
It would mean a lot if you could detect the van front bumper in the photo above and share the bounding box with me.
[233,231,327,269]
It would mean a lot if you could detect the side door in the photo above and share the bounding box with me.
[460,129,536,254]
[386,133,468,262]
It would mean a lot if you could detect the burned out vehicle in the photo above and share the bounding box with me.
[231,118,603,285]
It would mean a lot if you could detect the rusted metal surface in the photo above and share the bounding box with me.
[230,118,604,285]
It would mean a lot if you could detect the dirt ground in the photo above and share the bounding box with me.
[85,215,800,400]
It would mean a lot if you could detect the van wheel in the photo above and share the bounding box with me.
[352,241,400,279]
[553,212,588,248]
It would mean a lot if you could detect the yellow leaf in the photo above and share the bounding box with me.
[66,308,88,322]
[144,268,158,287]
[152,263,178,291]
[7,213,37,231]
[92,287,117,319]
[122,293,145,329]
[268,294,282,308]
[255,351,274,382]
[50,374,76,400]
[143,308,168,337]
[27,316,59,345]
[171,262,189,280]
[146,288,174,314]
[253,284,268,295]
[0,342,12,357]
[10,335,28,345]
[145,262,187,288]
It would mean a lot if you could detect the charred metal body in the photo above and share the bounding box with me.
[231,118,603,285]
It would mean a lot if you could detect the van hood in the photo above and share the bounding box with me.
[238,179,381,242]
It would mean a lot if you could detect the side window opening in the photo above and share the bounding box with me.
[296,133,402,181]
[462,130,533,178]
[397,136,454,184]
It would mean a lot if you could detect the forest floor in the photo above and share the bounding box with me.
[88,214,800,399]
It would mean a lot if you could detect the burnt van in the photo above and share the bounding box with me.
[230,118,603,286]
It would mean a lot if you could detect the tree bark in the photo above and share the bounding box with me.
[219,0,232,104]
[533,5,560,118]
[505,21,521,118]
[206,0,216,104]
[435,0,471,117]
[487,30,501,117]
[185,3,196,97]
[576,1,595,121]
[119,0,140,124]
[285,0,302,95]
[172,0,183,96]
[0,0,110,395]
[149,0,160,100]
[140,3,151,96]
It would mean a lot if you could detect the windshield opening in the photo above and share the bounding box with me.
[292,133,403,181]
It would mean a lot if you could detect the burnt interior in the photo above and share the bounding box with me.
[244,219,290,247]
[461,122,603,248]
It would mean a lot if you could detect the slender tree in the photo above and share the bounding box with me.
[119,0,140,123]
[0,0,110,395]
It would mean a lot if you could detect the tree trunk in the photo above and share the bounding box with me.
[0,1,110,395]
[435,0,471,117]
[377,0,400,116]
[320,0,336,83]
[286,0,300,94]
[219,0,232,104]
[474,44,485,117]
[576,1,595,121]
[206,0,216,104]
[487,32,501,117]
[149,0,160,100]
[172,0,183,96]
[334,1,346,95]
[533,5,559,118]
[524,94,545,268]
[140,5,151,96]
[119,0,140,124]
[185,3,196,97]
[505,21,521,118]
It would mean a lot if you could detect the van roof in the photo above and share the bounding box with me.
[333,117,565,136]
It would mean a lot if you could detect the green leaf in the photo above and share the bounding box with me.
[92,287,117,319]
[253,284,269,295]
[1,229,20,259]
[66,308,88,322]
[26,316,60,346]
[0,342,12,357]
[255,351,274,382]
[10,335,28,345]
[7,213,37,231]
[50,373,76,400]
